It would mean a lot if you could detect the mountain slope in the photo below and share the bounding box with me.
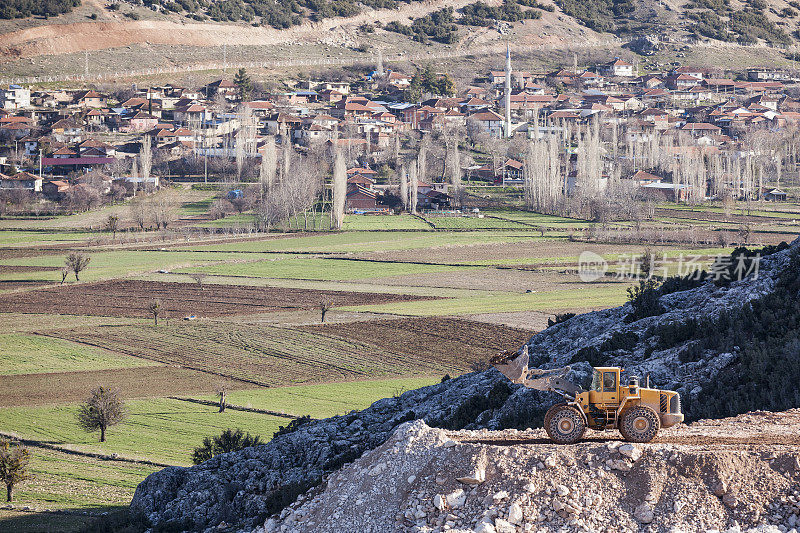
[130,236,800,531]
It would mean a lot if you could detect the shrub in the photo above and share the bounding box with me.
[570,345,606,366]
[624,279,664,323]
[547,312,576,328]
[192,428,262,464]
[659,273,705,295]
[601,330,639,352]
[434,381,512,430]
[273,415,311,439]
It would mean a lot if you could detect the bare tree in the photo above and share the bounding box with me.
[60,267,69,285]
[0,438,31,502]
[106,214,119,240]
[76,386,126,443]
[65,253,90,282]
[151,190,177,230]
[140,135,152,183]
[130,198,148,231]
[149,299,163,325]
[217,383,228,413]
[260,135,277,194]
[409,162,419,215]
[320,299,332,322]
[190,272,208,290]
[332,149,347,229]
[399,164,409,212]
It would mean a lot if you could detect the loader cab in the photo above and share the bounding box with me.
[589,367,621,407]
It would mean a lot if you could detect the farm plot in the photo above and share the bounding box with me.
[50,321,477,386]
[0,366,227,407]
[0,333,157,376]
[0,280,437,318]
[181,256,474,281]
[179,231,537,254]
[0,397,286,466]
[423,216,532,230]
[302,317,533,364]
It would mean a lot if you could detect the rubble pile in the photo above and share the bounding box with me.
[257,413,800,533]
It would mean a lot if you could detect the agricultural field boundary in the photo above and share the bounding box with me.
[167,396,301,419]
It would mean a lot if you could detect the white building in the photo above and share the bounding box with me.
[599,59,635,78]
[1,85,31,110]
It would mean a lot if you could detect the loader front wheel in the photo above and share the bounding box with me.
[620,406,660,443]
[543,402,566,430]
[545,405,585,444]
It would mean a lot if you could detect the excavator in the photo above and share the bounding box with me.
[491,347,684,444]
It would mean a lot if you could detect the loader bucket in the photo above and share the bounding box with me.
[491,347,530,384]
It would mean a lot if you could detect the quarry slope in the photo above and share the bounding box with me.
[256,411,800,533]
[130,236,800,531]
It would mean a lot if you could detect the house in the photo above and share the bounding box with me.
[42,179,70,199]
[762,187,787,201]
[127,112,159,133]
[496,159,524,183]
[419,189,451,209]
[346,186,384,212]
[242,101,275,117]
[469,110,505,136]
[0,171,42,191]
[206,79,238,99]
[173,103,211,125]
[71,90,106,108]
[599,58,635,77]
[626,170,663,186]
[681,122,721,136]
[50,118,81,135]
[387,71,412,89]
[748,68,790,82]
[0,85,31,110]
[347,174,376,190]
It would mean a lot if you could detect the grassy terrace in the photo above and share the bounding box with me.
[0,334,157,375]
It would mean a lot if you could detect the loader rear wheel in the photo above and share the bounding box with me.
[545,405,585,444]
[620,406,660,443]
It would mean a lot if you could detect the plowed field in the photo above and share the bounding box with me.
[0,280,436,318]
[303,317,533,363]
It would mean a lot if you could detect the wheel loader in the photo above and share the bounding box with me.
[491,347,684,444]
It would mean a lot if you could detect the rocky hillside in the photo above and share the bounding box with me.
[130,236,800,531]
[255,411,800,533]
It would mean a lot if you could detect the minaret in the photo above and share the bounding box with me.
[504,43,512,138]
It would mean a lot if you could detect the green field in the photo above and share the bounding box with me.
[341,284,631,316]
[0,334,156,376]
[0,398,286,466]
[179,255,475,280]
[424,215,532,230]
[196,376,439,419]
[179,231,538,253]
[343,214,432,231]
[0,250,260,283]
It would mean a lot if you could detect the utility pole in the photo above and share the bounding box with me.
[85,51,89,78]
[38,149,42,178]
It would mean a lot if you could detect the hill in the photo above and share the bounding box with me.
[1,0,798,80]
[129,236,800,531]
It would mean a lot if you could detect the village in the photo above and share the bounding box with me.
[0,53,796,226]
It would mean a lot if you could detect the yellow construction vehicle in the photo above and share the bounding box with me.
[491,347,684,444]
